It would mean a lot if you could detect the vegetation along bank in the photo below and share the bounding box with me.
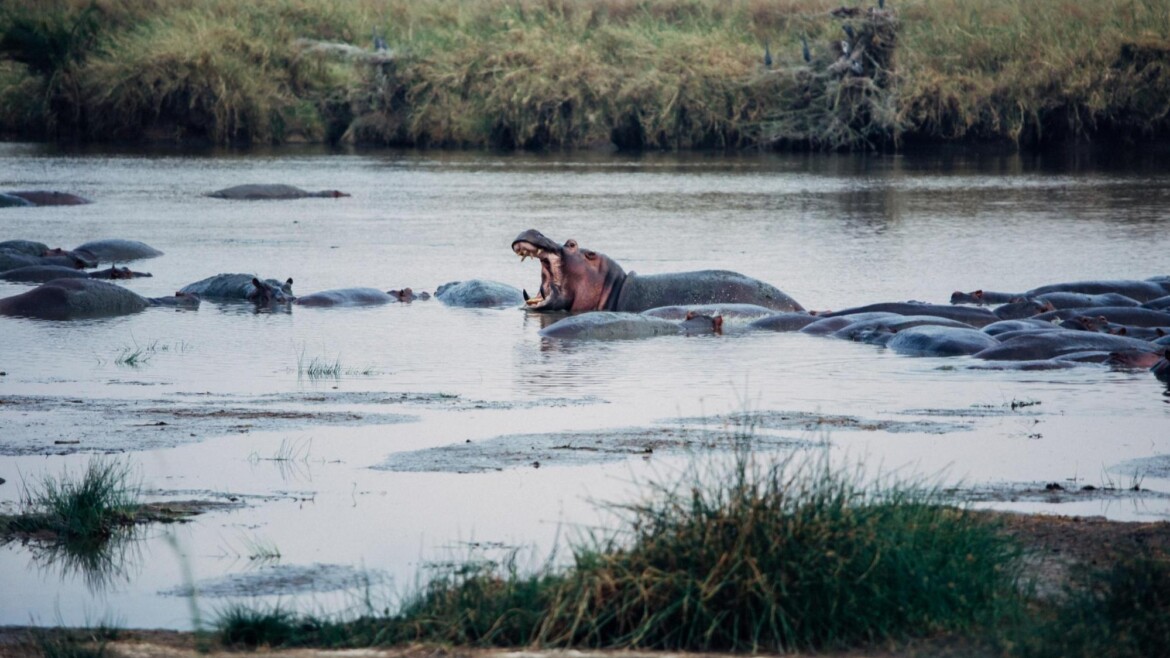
[1,0,1169,151]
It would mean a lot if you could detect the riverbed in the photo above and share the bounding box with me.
[1,143,1168,630]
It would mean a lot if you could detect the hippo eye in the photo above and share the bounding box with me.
[583,249,597,260]
[564,239,577,250]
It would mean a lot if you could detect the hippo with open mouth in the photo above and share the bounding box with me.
[510,229,803,313]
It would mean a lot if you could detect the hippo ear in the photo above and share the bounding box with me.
[685,311,696,320]
[1157,328,1166,337]
[974,290,984,299]
[713,316,723,334]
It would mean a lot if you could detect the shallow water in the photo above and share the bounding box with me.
[1,143,1169,630]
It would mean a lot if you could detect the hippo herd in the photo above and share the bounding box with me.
[1,228,1167,386]
[1,184,352,207]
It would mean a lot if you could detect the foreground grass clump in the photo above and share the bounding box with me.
[3,0,1169,148]
[9,458,140,542]
[215,450,1023,652]
[533,456,1021,651]
[439,453,1020,651]
[217,604,301,649]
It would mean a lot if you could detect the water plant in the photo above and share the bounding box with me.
[11,457,140,542]
[296,347,342,379]
[114,346,151,367]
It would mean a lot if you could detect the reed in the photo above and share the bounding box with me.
[3,0,1167,148]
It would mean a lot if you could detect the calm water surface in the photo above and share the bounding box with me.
[1,144,1168,629]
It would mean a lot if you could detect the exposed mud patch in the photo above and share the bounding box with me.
[903,402,1043,418]
[1113,454,1170,479]
[950,481,1169,504]
[218,391,606,411]
[375,426,813,473]
[0,499,243,543]
[0,394,420,456]
[675,410,974,434]
[160,563,388,598]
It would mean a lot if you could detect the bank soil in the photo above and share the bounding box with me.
[1,512,1166,658]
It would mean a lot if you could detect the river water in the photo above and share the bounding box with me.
[0,143,1168,630]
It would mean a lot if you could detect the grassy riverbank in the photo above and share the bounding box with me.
[3,450,1168,657]
[2,0,1168,149]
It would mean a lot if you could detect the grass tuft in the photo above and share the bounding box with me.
[29,626,117,658]
[1018,552,1170,658]
[296,347,342,379]
[12,458,140,542]
[216,604,299,648]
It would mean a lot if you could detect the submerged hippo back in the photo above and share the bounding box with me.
[613,270,803,314]
[435,280,524,308]
[0,278,148,320]
[0,265,91,283]
[180,273,293,302]
[74,239,164,263]
[294,288,394,307]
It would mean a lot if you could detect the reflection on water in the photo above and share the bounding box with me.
[1,143,1169,629]
[11,526,144,595]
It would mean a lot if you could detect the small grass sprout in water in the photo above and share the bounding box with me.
[296,346,341,379]
[112,338,191,367]
[13,457,141,542]
[114,346,152,367]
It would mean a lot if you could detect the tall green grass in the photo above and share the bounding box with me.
[1018,552,1170,658]
[215,448,1024,652]
[3,0,1168,148]
[389,451,1022,651]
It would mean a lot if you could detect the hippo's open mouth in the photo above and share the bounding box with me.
[511,235,563,311]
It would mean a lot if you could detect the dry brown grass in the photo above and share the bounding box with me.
[1,0,1168,148]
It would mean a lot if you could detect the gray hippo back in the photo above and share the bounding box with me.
[436,280,524,308]
[180,274,294,305]
[74,239,164,263]
[208,184,350,200]
[613,270,803,314]
[0,278,148,320]
[294,288,395,307]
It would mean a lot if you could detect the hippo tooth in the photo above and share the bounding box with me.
[523,289,530,301]
[525,295,544,306]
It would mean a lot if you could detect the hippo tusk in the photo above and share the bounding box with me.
[523,289,530,301]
